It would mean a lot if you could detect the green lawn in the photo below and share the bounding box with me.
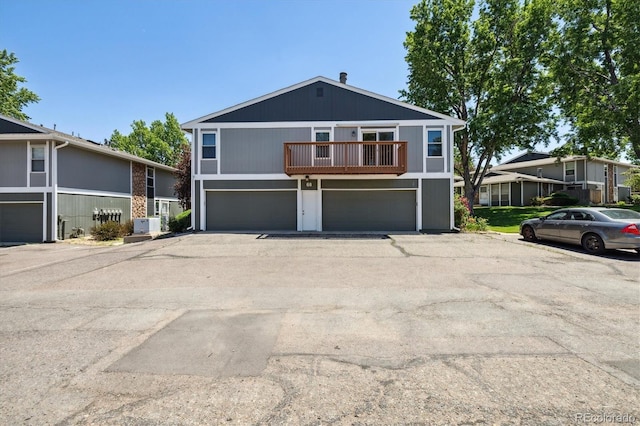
[473,204,640,233]
[473,206,558,233]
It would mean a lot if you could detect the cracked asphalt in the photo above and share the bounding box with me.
[0,232,638,425]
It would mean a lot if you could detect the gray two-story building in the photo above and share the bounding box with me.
[0,114,181,243]
[182,75,466,232]
[457,152,637,206]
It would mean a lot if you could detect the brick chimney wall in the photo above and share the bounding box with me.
[132,162,147,218]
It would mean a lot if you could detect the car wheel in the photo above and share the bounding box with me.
[522,225,537,242]
[582,233,605,254]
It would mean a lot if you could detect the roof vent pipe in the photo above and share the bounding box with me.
[339,72,347,84]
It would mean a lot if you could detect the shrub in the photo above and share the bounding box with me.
[91,221,124,241]
[543,192,578,206]
[465,216,489,232]
[454,194,470,228]
[121,220,134,236]
[530,196,545,206]
[617,200,627,207]
[453,194,487,232]
[631,194,640,206]
[168,209,191,233]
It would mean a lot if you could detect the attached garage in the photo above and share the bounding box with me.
[0,203,43,243]
[206,191,297,231]
[322,190,416,231]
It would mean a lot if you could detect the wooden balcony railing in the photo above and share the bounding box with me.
[284,141,407,175]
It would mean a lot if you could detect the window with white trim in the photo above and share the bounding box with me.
[427,130,443,157]
[146,167,155,199]
[31,146,45,172]
[565,161,575,179]
[202,133,217,159]
[315,131,330,158]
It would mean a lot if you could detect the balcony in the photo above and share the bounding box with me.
[284,141,407,175]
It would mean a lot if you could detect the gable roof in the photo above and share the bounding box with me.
[0,115,176,172]
[182,76,466,128]
[453,171,566,187]
[503,151,551,164]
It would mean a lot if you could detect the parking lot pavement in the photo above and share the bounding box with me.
[0,232,638,425]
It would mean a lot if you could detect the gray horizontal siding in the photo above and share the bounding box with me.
[425,158,445,173]
[322,179,417,189]
[58,146,131,193]
[221,127,311,174]
[203,81,441,123]
[155,168,176,198]
[0,141,28,187]
[203,180,297,190]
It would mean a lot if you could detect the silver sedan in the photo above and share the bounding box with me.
[520,207,640,255]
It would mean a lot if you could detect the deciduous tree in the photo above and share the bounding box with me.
[0,50,40,120]
[108,113,188,167]
[549,0,640,161]
[402,0,557,213]
[173,144,191,210]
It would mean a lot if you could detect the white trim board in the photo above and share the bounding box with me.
[57,188,132,198]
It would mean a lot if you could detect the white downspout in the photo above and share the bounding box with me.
[53,140,70,240]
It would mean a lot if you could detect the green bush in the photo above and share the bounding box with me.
[454,194,470,228]
[91,221,124,241]
[543,192,578,206]
[168,209,191,233]
[121,220,134,236]
[465,216,489,232]
[530,196,545,206]
[631,194,640,206]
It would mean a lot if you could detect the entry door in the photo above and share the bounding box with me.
[160,201,170,231]
[301,191,318,231]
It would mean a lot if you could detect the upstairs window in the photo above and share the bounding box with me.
[565,161,575,179]
[31,146,45,172]
[202,133,217,159]
[427,130,443,157]
[146,167,155,199]
[315,131,330,158]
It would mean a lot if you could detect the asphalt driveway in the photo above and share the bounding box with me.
[0,232,638,425]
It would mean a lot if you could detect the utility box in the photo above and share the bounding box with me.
[134,218,161,234]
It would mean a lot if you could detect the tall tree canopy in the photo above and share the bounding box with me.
[0,50,40,120]
[402,0,557,212]
[108,113,188,167]
[550,0,640,162]
[173,144,191,210]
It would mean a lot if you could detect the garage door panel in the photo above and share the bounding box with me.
[206,191,296,231]
[0,203,43,243]
[323,190,416,231]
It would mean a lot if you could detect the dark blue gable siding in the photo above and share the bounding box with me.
[505,152,551,164]
[0,118,44,134]
[203,81,441,123]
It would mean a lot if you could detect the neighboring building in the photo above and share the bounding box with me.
[454,152,637,206]
[0,114,181,243]
[181,75,466,232]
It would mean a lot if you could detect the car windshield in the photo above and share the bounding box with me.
[599,209,640,220]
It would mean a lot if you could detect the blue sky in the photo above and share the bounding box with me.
[1,0,417,142]
[1,0,558,161]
